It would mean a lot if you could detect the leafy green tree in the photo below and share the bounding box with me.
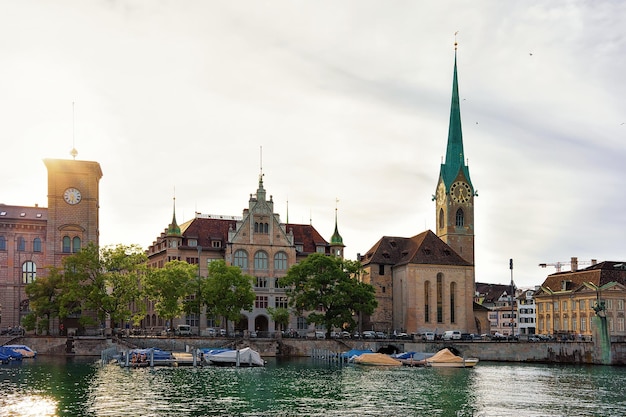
[24,267,63,334]
[267,307,290,334]
[57,243,147,329]
[143,260,197,329]
[201,260,255,332]
[279,253,377,337]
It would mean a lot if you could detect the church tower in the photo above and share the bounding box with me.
[434,44,475,265]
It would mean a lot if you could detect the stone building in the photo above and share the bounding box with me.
[0,156,102,331]
[145,174,343,336]
[359,48,477,336]
[535,259,626,338]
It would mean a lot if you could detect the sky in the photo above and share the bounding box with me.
[1,1,625,288]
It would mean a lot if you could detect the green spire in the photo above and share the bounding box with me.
[167,197,181,236]
[440,50,473,190]
[330,203,344,246]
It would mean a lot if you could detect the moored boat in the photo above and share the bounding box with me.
[353,352,402,366]
[202,347,265,367]
[0,346,23,363]
[425,348,479,368]
[3,345,37,358]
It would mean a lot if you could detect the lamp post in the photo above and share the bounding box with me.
[510,258,515,338]
[197,245,202,336]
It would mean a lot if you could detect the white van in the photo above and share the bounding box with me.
[442,330,461,340]
[175,324,192,336]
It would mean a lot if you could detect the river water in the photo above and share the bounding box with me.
[1,356,626,417]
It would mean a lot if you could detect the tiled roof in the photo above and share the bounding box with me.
[537,261,626,294]
[475,283,510,303]
[360,230,470,267]
[180,218,237,249]
[286,223,329,254]
[0,204,48,221]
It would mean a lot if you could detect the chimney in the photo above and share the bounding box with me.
[592,259,597,266]
[571,257,578,272]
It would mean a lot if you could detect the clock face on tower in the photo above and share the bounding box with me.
[63,187,82,205]
[450,181,471,204]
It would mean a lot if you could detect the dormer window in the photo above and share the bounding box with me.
[212,240,221,248]
[316,246,325,254]
[295,244,304,252]
[188,239,197,247]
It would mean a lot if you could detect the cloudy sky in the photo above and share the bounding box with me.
[1,1,625,288]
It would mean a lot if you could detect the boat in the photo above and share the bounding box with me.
[393,351,434,367]
[353,352,402,366]
[119,348,174,367]
[425,348,479,368]
[202,347,265,367]
[340,349,373,363]
[3,344,37,358]
[1,346,24,363]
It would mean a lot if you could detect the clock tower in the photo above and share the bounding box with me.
[44,158,103,268]
[434,47,475,265]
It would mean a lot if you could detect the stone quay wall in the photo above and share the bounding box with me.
[6,336,626,365]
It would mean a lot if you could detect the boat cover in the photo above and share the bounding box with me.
[354,353,402,366]
[426,348,464,364]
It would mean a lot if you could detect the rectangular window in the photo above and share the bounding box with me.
[212,240,221,248]
[18,237,26,251]
[316,246,325,253]
[256,277,268,288]
[581,317,586,332]
[297,316,307,330]
[185,314,198,327]
[618,317,625,332]
[553,301,559,311]
[295,245,303,252]
[275,296,288,309]
[619,299,625,311]
[379,264,384,275]
[562,301,568,311]
[255,296,268,309]
[606,299,613,310]
[188,239,197,247]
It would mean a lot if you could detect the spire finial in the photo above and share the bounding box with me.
[454,31,459,51]
[259,145,264,184]
[70,101,78,160]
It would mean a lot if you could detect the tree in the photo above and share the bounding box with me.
[267,307,290,334]
[280,253,377,337]
[143,260,197,329]
[201,260,255,332]
[24,267,63,334]
[57,243,147,329]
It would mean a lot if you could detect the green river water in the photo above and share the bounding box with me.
[1,356,625,417]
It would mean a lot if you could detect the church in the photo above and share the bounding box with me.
[359,47,479,336]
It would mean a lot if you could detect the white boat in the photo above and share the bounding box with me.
[203,347,265,367]
[425,348,479,368]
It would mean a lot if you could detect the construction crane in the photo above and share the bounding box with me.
[539,257,596,272]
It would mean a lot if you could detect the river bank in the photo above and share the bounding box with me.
[5,335,626,365]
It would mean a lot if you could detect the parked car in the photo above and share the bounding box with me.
[315,331,326,339]
[362,331,376,339]
[422,332,435,341]
[395,332,410,340]
[375,331,387,339]
[442,330,461,340]
[340,331,351,339]
[174,324,192,336]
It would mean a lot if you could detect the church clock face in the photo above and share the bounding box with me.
[450,181,471,204]
[63,187,82,205]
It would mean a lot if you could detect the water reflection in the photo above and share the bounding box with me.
[2,358,626,416]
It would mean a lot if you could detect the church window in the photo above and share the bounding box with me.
[450,282,456,323]
[437,273,443,323]
[72,237,81,253]
[22,261,36,284]
[274,252,287,270]
[234,249,249,269]
[62,236,71,253]
[33,238,42,252]
[18,236,26,251]
[254,251,269,270]
[455,209,464,227]
[254,222,269,234]
[424,281,430,323]
[439,208,444,229]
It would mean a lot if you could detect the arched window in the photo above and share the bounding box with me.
[22,261,36,284]
[274,252,288,270]
[233,249,248,269]
[62,236,71,253]
[424,281,430,323]
[18,236,26,251]
[450,282,456,323]
[254,251,268,270]
[33,238,42,252]
[0,236,6,251]
[72,237,81,253]
[455,209,464,227]
[439,208,444,229]
[436,273,443,323]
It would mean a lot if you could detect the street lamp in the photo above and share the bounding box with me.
[197,245,202,336]
[510,259,515,338]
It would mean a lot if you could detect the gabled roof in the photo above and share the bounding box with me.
[179,218,236,248]
[0,204,47,221]
[286,223,329,254]
[475,282,511,304]
[360,230,470,267]
[536,261,626,296]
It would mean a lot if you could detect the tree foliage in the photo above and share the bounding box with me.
[143,260,197,327]
[201,260,255,329]
[280,253,377,337]
[24,267,63,334]
[267,307,290,333]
